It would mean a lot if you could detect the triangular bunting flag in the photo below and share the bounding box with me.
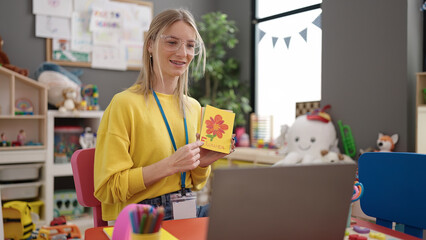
[312,13,321,29]
[284,37,291,49]
[272,37,278,48]
[258,29,266,43]
[299,28,308,42]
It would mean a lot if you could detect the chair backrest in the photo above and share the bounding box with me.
[358,152,426,239]
[71,148,108,227]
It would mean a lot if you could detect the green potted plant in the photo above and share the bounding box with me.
[190,11,252,128]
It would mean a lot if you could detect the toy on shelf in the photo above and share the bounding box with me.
[17,129,26,145]
[35,62,82,108]
[81,84,100,110]
[338,120,357,158]
[11,129,26,146]
[54,189,85,217]
[57,87,80,113]
[0,35,29,76]
[1,132,10,147]
[375,133,398,152]
[274,104,339,165]
[79,126,97,149]
[54,126,83,163]
[15,98,34,115]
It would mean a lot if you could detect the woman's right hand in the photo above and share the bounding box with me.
[167,141,204,174]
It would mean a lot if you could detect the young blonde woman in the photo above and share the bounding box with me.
[94,8,235,221]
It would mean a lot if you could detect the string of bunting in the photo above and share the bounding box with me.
[258,13,321,49]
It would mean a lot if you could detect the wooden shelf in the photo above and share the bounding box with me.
[0,115,46,119]
[44,110,104,229]
[0,145,45,151]
[0,66,48,240]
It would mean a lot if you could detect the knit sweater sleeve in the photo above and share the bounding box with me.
[94,94,145,204]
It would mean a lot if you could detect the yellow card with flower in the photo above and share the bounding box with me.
[199,105,235,154]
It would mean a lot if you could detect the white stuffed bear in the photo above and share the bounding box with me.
[320,150,354,164]
[57,87,79,113]
[274,106,339,166]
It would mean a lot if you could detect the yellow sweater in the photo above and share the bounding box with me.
[94,87,210,221]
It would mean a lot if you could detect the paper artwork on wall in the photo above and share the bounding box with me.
[91,45,127,71]
[123,41,143,68]
[36,15,71,39]
[33,0,73,18]
[52,39,90,62]
[71,12,92,53]
[92,31,121,47]
[73,0,108,13]
[34,0,152,70]
[89,5,124,32]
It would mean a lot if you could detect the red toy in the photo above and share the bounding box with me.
[50,216,67,226]
[0,35,28,76]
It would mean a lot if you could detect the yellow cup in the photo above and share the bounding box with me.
[131,231,161,240]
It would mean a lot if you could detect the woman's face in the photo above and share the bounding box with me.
[150,21,197,81]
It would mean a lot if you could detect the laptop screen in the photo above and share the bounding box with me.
[207,163,357,240]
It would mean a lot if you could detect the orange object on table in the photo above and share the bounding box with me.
[84,217,422,240]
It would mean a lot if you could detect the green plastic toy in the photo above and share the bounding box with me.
[338,120,356,158]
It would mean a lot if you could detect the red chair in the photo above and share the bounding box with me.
[71,148,108,227]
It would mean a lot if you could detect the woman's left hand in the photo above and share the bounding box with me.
[196,133,236,168]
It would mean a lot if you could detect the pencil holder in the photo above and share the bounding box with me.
[131,230,161,240]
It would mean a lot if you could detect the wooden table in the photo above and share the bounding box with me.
[225,147,282,165]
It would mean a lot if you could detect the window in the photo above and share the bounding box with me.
[253,1,322,139]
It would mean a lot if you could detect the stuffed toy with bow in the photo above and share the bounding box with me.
[274,105,340,165]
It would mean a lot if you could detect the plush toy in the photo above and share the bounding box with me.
[375,133,398,152]
[79,127,96,149]
[35,62,82,107]
[57,87,79,113]
[0,35,28,76]
[320,150,354,163]
[274,105,339,165]
[274,124,289,149]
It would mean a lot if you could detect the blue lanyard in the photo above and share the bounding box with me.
[152,90,188,196]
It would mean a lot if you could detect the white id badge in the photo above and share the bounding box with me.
[170,191,197,220]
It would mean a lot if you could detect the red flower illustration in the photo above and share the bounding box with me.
[205,114,229,141]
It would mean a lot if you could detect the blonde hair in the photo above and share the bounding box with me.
[132,8,206,114]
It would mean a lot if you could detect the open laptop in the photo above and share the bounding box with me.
[207,162,357,240]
